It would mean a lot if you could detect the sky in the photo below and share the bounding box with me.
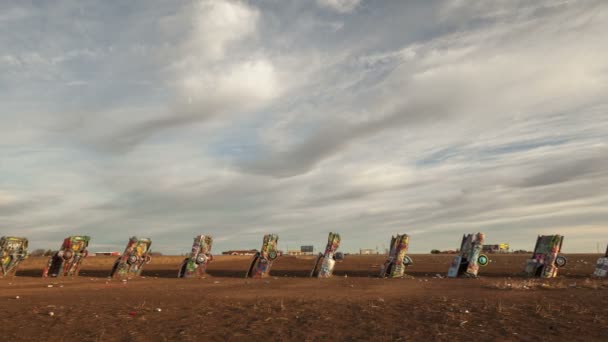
[1,0,607,254]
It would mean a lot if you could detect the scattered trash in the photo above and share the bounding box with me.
[48,312,55,317]
[155,308,162,312]
[129,311,137,317]
[47,285,53,288]
[14,296,20,299]
[213,281,221,284]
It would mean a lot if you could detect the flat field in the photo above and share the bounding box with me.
[1,254,606,341]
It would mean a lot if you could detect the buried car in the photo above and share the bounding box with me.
[43,236,91,277]
[524,235,567,278]
[0,236,29,278]
[110,237,152,279]
[593,244,608,278]
[245,234,279,278]
[310,232,344,278]
[178,235,213,278]
[380,234,413,278]
[447,232,489,278]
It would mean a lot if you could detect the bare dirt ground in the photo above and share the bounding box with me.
[1,254,606,341]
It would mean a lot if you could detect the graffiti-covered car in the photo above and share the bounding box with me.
[380,234,413,278]
[178,235,213,278]
[593,244,608,278]
[447,232,489,278]
[245,234,279,278]
[110,237,152,279]
[524,235,567,278]
[43,236,90,278]
[0,236,29,278]
[310,232,344,278]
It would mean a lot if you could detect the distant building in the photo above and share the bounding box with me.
[222,249,258,256]
[94,252,120,256]
[300,245,314,255]
[359,248,376,255]
[288,250,304,256]
[483,243,510,253]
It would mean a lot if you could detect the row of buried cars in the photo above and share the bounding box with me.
[1,233,608,280]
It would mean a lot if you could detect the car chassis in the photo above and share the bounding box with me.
[447,232,489,278]
[110,236,152,279]
[524,235,567,278]
[178,235,213,278]
[380,234,413,278]
[0,236,29,278]
[593,244,608,278]
[310,232,344,278]
[245,234,279,278]
[43,235,91,278]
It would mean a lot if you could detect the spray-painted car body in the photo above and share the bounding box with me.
[0,236,29,278]
[110,237,152,279]
[178,235,213,278]
[245,234,279,278]
[524,235,567,278]
[310,232,344,278]
[593,244,608,278]
[380,234,412,278]
[447,232,488,278]
[43,236,90,278]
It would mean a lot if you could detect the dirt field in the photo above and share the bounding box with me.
[1,254,606,341]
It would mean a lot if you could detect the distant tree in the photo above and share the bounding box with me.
[430,249,441,254]
[30,249,46,257]
[43,249,55,256]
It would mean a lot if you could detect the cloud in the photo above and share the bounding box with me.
[317,0,362,13]
[1,0,607,254]
[238,0,608,177]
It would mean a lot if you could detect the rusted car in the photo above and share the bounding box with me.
[43,236,90,277]
[593,244,608,278]
[524,235,567,278]
[380,234,413,278]
[178,235,213,278]
[110,237,152,279]
[310,232,344,278]
[0,236,29,278]
[245,234,279,278]
[447,232,489,278]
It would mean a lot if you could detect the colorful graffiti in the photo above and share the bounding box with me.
[380,234,412,278]
[178,235,213,278]
[43,236,90,278]
[0,236,29,278]
[447,232,488,278]
[524,235,567,278]
[245,234,279,278]
[310,232,344,278]
[110,237,152,279]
